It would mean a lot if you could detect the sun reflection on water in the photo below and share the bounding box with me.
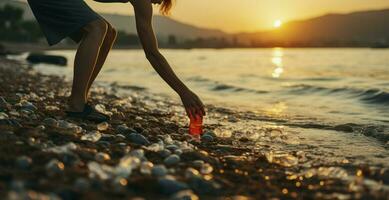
[271,48,284,78]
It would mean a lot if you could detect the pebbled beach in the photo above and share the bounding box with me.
[0,57,389,200]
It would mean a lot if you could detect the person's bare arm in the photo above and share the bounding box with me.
[130,0,205,117]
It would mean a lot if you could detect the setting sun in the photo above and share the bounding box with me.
[273,20,283,28]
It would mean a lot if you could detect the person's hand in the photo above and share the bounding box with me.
[180,90,206,118]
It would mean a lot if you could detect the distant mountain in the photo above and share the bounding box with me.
[235,9,389,46]
[102,14,228,41]
[0,0,229,41]
[3,0,389,47]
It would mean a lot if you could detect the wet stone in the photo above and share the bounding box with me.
[57,120,83,134]
[0,97,11,111]
[146,142,165,152]
[97,141,110,148]
[185,168,200,179]
[45,142,77,154]
[0,112,8,119]
[192,160,205,168]
[159,149,172,158]
[166,144,179,151]
[115,124,130,134]
[97,122,109,131]
[0,119,22,130]
[204,131,217,138]
[152,165,168,177]
[36,125,45,131]
[73,178,90,191]
[62,153,81,166]
[16,156,32,170]
[174,149,183,156]
[158,177,189,195]
[140,161,154,175]
[95,152,111,162]
[46,159,65,176]
[115,134,126,140]
[188,176,221,195]
[170,190,199,200]
[128,133,150,145]
[130,149,145,159]
[200,163,213,175]
[201,134,214,143]
[164,155,181,166]
[81,131,102,142]
[21,102,37,111]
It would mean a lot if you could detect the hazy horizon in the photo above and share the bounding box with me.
[85,0,389,33]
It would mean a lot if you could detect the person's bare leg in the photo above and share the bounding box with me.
[68,19,108,112]
[86,24,117,96]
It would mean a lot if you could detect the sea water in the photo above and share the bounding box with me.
[28,48,389,168]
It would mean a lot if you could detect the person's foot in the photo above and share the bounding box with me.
[67,96,86,112]
[65,103,110,123]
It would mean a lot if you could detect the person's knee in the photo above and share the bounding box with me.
[84,19,109,41]
[106,24,118,42]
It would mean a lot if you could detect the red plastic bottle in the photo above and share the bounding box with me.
[189,115,203,136]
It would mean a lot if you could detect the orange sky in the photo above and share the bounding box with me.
[86,0,389,33]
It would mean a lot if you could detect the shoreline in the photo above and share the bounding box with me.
[1,42,387,55]
[0,57,388,199]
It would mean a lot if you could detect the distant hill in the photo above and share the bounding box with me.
[235,9,389,46]
[0,0,229,41]
[3,0,389,47]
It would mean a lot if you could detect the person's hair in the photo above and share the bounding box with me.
[160,0,173,15]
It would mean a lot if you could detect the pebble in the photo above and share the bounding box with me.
[115,134,126,140]
[0,112,8,119]
[57,120,82,134]
[188,176,221,195]
[73,178,90,191]
[128,133,150,145]
[81,131,102,142]
[200,163,213,174]
[204,131,217,138]
[146,142,165,152]
[21,102,37,111]
[201,134,214,143]
[152,165,168,177]
[185,168,200,179]
[95,152,111,162]
[192,160,205,168]
[170,190,199,200]
[36,125,45,131]
[61,153,81,166]
[166,144,179,151]
[140,161,154,175]
[46,159,65,176]
[0,97,11,110]
[163,135,174,144]
[130,149,145,159]
[16,156,32,170]
[45,142,77,154]
[164,155,181,166]
[97,122,109,131]
[115,124,130,134]
[159,149,172,158]
[174,149,183,156]
[158,177,189,195]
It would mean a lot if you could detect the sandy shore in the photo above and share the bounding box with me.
[0,57,388,200]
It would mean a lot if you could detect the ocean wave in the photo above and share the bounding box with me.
[286,84,389,105]
[187,76,269,94]
[211,83,268,94]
